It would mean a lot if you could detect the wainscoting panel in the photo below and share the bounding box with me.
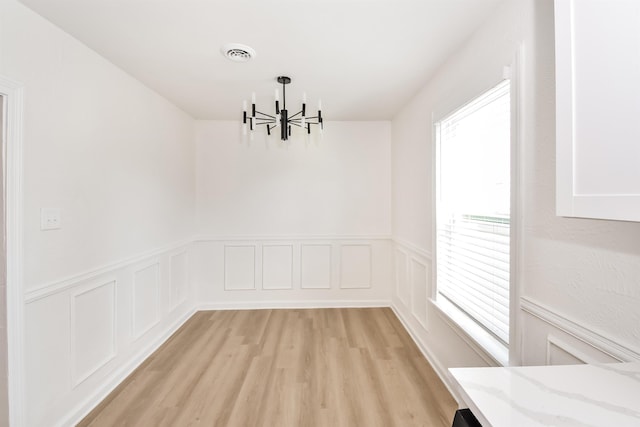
[262,245,294,290]
[71,280,117,387]
[520,297,639,365]
[410,258,429,330]
[22,240,193,427]
[171,251,189,307]
[547,335,591,365]
[193,236,392,308]
[339,244,372,289]
[395,249,409,306]
[224,245,256,290]
[300,244,332,290]
[133,263,160,339]
[390,239,485,402]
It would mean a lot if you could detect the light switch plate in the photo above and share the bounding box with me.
[41,208,61,230]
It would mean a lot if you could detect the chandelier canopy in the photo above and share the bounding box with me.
[242,76,323,141]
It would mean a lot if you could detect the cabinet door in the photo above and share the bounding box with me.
[555,0,640,221]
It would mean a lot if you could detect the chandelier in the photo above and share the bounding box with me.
[242,76,323,141]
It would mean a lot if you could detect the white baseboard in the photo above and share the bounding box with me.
[197,299,391,311]
[58,306,197,427]
[390,302,462,405]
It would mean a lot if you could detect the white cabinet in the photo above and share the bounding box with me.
[555,0,640,221]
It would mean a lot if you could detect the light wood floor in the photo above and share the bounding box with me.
[78,308,457,427]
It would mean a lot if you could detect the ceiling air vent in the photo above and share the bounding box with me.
[221,43,256,62]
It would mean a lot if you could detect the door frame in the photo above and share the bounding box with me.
[1,75,25,426]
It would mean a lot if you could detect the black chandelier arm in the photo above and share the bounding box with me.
[254,110,276,119]
[289,118,321,125]
[288,110,302,119]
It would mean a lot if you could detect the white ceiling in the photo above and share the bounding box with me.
[18,0,504,120]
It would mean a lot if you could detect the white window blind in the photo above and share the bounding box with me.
[436,80,511,345]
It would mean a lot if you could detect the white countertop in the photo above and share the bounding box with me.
[450,362,640,427]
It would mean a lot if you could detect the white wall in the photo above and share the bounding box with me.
[391,0,640,396]
[194,121,393,307]
[196,121,391,236]
[0,0,196,425]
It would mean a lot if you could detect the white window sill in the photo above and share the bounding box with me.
[431,296,509,367]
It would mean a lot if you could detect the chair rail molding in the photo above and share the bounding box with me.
[520,296,640,363]
[24,238,192,303]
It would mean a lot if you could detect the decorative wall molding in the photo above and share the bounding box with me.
[198,300,390,311]
[546,334,595,366]
[194,237,392,307]
[194,234,392,242]
[410,258,429,330]
[223,245,257,291]
[395,248,409,306]
[520,296,640,363]
[70,280,117,388]
[61,308,196,427]
[261,244,294,290]
[339,244,372,289]
[392,237,431,259]
[170,251,189,309]
[25,238,192,303]
[23,240,194,426]
[300,244,332,289]
[132,262,161,340]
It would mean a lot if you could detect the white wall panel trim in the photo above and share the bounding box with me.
[521,297,640,362]
[261,244,294,290]
[170,251,189,309]
[410,258,429,330]
[395,248,410,306]
[546,335,598,365]
[62,308,196,427]
[70,280,117,388]
[339,244,372,289]
[25,238,192,303]
[195,234,392,242]
[197,300,390,311]
[132,261,161,340]
[392,237,432,259]
[300,244,333,289]
[223,245,257,291]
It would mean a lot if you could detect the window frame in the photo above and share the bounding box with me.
[430,54,522,367]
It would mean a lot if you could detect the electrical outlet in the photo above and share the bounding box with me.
[41,208,61,230]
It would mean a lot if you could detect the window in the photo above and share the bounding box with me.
[435,80,512,355]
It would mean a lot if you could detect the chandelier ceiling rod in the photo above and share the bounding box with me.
[242,76,323,141]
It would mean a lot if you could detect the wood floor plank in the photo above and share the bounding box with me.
[78,308,458,427]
